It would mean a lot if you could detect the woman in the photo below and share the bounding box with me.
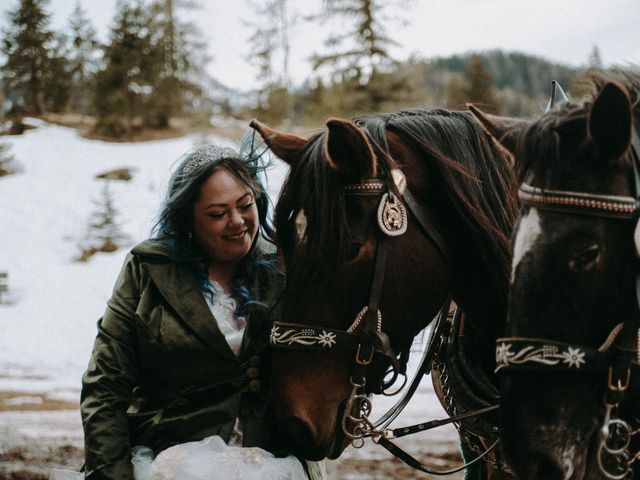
[80,140,322,479]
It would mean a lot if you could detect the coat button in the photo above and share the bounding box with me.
[246,367,259,379]
[248,379,260,392]
[249,355,261,367]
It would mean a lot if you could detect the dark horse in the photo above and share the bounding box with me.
[470,73,640,479]
[250,109,519,477]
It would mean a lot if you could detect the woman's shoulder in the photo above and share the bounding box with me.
[130,239,172,259]
[254,235,277,259]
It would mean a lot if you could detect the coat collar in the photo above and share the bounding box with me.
[131,239,283,361]
[142,259,239,360]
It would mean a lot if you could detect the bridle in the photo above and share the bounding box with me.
[270,174,449,399]
[270,169,500,475]
[496,133,640,479]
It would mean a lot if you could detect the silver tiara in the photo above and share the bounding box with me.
[180,145,238,177]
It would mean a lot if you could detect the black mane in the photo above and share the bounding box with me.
[275,108,518,299]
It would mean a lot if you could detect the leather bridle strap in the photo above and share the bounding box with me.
[402,188,451,266]
[518,183,639,220]
[518,132,640,220]
[372,405,500,476]
[495,338,613,373]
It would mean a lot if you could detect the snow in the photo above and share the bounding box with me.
[0,120,459,463]
[0,119,252,393]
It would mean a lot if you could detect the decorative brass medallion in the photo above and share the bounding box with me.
[377,192,407,236]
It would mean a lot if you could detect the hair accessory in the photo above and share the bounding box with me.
[180,145,239,177]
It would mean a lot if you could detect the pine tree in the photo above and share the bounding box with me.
[311,0,402,82]
[93,0,152,136]
[1,0,55,115]
[78,181,126,260]
[310,0,409,112]
[444,75,467,110]
[587,46,603,69]
[143,0,203,128]
[66,2,99,114]
[43,31,72,112]
[463,55,500,114]
[246,0,292,125]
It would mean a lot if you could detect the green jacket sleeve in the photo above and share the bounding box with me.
[81,254,141,480]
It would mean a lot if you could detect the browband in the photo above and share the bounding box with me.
[518,183,640,220]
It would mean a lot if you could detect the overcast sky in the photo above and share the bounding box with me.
[2,0,639,91]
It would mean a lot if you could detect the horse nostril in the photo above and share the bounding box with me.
[283,415,317,450]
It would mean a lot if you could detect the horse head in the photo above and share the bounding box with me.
[250,116,454,459]
[471,76,640,479]
[252,109,517,463]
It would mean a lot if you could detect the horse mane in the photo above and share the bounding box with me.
[517,69,640,183]
[275,108,519,300]
[363,109,518,299]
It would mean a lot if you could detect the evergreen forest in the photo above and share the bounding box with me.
[0,0,616,139]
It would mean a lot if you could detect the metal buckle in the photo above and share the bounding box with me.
[355,344,374,365]
[608,367,631,392]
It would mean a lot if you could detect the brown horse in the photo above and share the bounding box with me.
[471,73,640,479]
[251,109,518,476]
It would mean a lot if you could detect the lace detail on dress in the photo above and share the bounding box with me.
[203,281,246,356]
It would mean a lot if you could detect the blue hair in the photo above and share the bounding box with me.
[152,131,280,315]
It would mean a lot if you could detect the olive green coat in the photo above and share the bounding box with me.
[81,239,284,479]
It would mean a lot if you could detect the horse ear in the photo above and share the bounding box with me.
[324,118,377,179]
[588,81,632,160]
[545,80,569,112]
[249,119,307,166]
[468,104,527,157]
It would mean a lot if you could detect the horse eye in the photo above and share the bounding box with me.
[568,245,601,272]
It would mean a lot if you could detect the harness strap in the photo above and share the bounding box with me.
[374,299,452,429]
[495,337,613,372]
[402,188,451,265]
[388,404,499,438]
[365,236,388,337]
[270,322,358,350]
[376,435,499,476]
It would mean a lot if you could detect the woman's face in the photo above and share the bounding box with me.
[192,167,259,266]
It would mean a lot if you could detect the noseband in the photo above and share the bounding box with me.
[497,134,640,479]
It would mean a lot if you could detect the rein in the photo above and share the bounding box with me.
[270,171,500,474]
[498,133,640,479]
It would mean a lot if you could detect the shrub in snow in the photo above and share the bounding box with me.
[0,142,17,177]
[77,181,128,261]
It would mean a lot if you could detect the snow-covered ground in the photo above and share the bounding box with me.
[0,120,461,477]
[0,119,289,397]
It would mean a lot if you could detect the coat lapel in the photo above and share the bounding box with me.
[142,261,238,361]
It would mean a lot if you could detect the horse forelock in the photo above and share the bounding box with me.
[274,132,357,291]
